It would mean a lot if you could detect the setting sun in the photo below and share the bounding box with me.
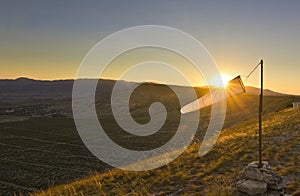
[210,74,231,88]
[220,74,231,87]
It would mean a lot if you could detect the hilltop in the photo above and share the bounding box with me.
[0,77,292,98]
[31,107,300,196]
[2,77,295,123]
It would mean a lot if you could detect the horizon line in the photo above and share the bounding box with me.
[0,76,297,96]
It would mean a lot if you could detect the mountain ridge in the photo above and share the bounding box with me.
[0,77,293,97]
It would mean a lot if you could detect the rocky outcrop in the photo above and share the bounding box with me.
[233,161,289,195]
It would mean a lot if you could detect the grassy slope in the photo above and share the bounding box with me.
[31,107,300,196]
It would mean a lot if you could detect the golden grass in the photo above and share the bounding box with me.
[30,108,300,196]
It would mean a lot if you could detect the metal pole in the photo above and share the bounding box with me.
[258,59,263,167]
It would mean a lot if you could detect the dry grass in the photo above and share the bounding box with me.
[30,108,300,196]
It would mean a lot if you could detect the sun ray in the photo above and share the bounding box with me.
[210,74,231,88]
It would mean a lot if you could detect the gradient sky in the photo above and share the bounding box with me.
[0,0,299,95]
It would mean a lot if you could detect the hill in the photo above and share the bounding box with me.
[30,107,300,195]
[0,78,299,195]
[245,86,288,96]
[0,78,291,98]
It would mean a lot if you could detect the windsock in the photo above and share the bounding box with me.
[181,75,246,114]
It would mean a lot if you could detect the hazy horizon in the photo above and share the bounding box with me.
[1,1,299,95]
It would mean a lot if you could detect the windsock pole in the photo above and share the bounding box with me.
[258,59,263,167]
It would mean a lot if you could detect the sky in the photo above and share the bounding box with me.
[0,0,299,95]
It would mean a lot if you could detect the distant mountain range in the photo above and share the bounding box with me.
[244,86,287,96]
[0,77,291,98]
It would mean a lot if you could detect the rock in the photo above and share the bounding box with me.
[233,162,287,195]
[248,161,271,170]
[267,189,286,196]
[280,176,291,189]
[237,180,267,195]
[261,170,282,189]
[241,167,264,181]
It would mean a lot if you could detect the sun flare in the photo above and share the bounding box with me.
[220,74,231,87]
[210,74,231,88]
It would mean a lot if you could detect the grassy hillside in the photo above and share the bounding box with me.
[31,107,300,196]
[1,81,297,195]
[1,79,298,195]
